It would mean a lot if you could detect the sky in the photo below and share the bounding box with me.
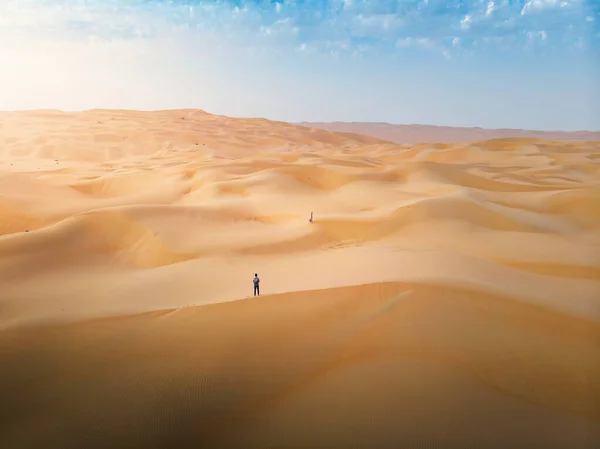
[0,0,598,130]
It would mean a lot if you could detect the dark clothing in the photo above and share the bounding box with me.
[253,275,260,296]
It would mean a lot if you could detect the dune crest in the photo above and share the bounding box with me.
[1,109,599,448]
[297,121,600,144]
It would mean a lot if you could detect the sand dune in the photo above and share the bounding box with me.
[298,121,600,144]
[1,109,600,448]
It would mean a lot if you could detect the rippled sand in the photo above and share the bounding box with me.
[1,109,599,448]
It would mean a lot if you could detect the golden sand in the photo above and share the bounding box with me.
[0,109,599,448]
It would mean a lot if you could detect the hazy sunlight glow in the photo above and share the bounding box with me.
[0,0,598,129]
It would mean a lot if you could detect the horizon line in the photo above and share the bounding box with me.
[1,107,599,134]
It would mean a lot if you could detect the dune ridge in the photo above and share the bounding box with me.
[297,121,600,144]
[1,109,600,448]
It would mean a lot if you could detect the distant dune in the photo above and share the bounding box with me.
[296,121,600,144]
[1,109,599,449]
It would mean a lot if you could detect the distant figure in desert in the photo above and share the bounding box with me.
[253,273,260,296]
[309,212,313,223]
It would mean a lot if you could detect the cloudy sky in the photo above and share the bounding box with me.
[0,0,598,130]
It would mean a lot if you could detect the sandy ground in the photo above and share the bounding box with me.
[298,121,600,144]
[0,109,599,449]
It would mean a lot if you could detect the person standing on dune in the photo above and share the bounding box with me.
[253,273,260,296]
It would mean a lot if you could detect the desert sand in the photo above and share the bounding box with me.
[1,109,599,448]
[298,121,600,144]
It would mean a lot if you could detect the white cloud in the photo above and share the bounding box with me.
[350,13,403,37]
[396,36,451,59]
[259,18,298,39]
[525,30,548,46]
[395,37,413,48]
[521,0,567,15]
[0,0,592,67]
[461,15,472,30]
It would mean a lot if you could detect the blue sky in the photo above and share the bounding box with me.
[0,0,598,130]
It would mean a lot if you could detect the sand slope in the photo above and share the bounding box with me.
[1,109,600,448]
